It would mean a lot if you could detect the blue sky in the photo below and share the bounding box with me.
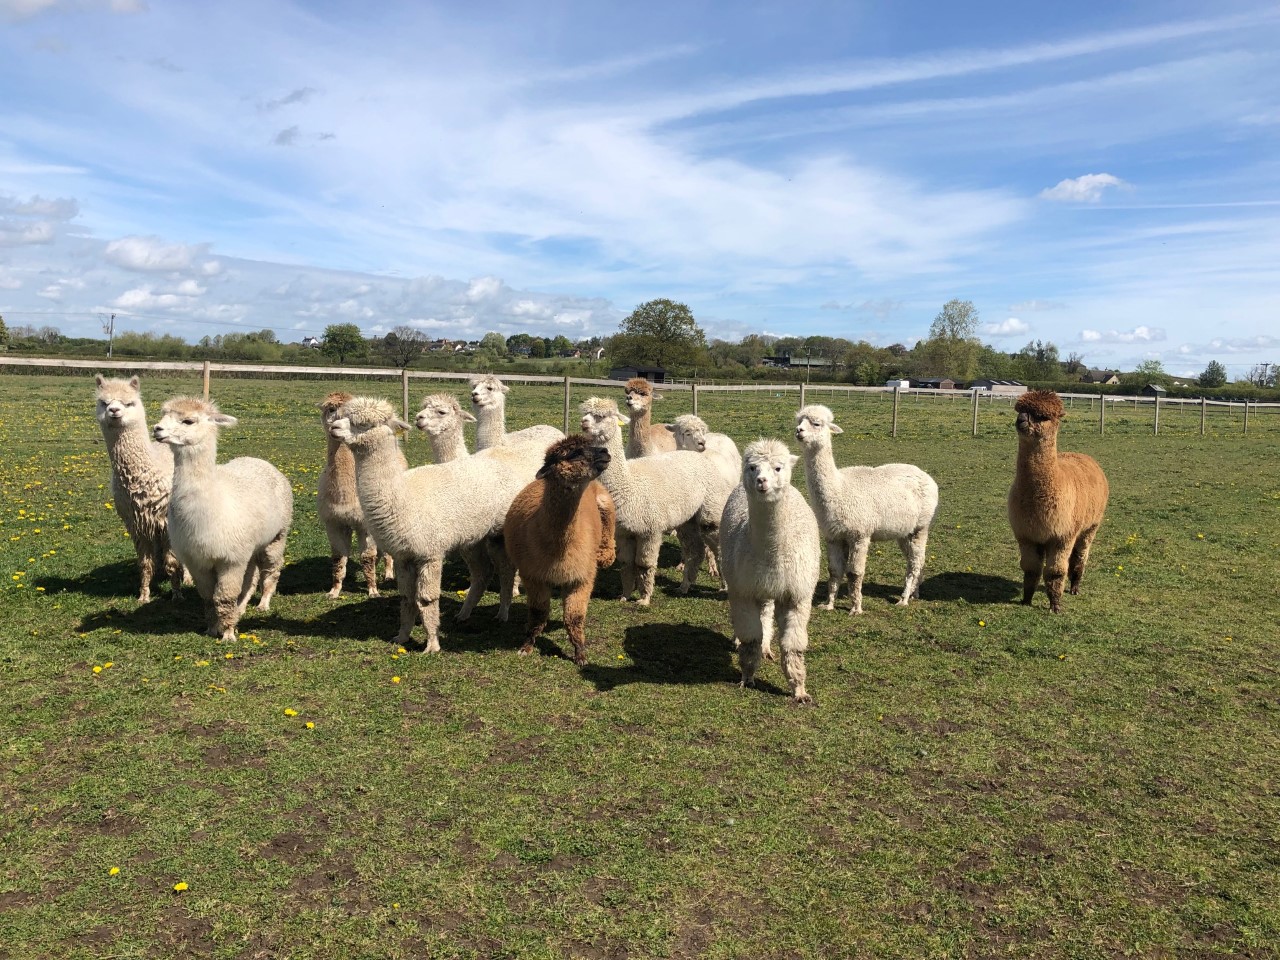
[1,0,1278,377]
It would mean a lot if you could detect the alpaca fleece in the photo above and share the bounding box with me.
[504,434,617,665]
[469,374,565,452]
[94,375,185,603]
[623,377,677,458]
[795,404,939,614]
[317,391,397,598]
[154,397,293,641]
[1008,389,1109,612]
[721,439,821,704]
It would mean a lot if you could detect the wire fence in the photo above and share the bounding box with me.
[3,355,1276,439]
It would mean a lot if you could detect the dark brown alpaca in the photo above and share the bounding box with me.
[503,435,617,665]
[1007,390,1109,612]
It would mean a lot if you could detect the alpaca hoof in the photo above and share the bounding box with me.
[220,629,236,642]
[1068,585,1080,595]
[137,592,151,604]
[367,587,381,599]
[518,642,534,656]
[257,599,271,611]
[739,678,756,689]
[848,607,863,616]
[327,587,342,599]
[455,609,472,622]
[763,648,777,662]
[425,639,441,653]
[572,653,587,667]
[895,597,910,606]
[635,597,651,608]
[791,693,814,707]
[820,602,835,612]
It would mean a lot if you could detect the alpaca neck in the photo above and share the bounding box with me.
[429,427,468,463]
[628,403,652,450]
[595,429,640,516]
[541,480,592,545]
[1015,435,1060,491]
[801,439,843,501]
[104,421,162,487]
[475,401,505,450]
[170,438,219,493]
[745,495,788,550]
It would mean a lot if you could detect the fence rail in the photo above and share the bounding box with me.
[3,356,1276,437]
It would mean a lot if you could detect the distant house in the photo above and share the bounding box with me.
[1142,383,1168,397]
[301,336,321,349]
[763,354,833,370]
[970,378,1028,395]
[885,378,911,390]
[912,377,957,390]
[1080,368,1120,385]
[609,364,668,383]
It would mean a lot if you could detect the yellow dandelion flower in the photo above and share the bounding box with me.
[109,867,120,876]
[173,882,188,893]
[283,708,298,717]
[391,676,401,684]
[92,665,102,674]
[978,620,985,627]
[305,721,315,730]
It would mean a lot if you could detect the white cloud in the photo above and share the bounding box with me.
[0,220,56,245]
[983,317,1030,337]
[0,0,145,20]
[112,285,195,311]
[0,195,78,219]
[104,236,204,272]
[1079,325,1166,343]
[466,277,504,302]
[1040,173,1128,203]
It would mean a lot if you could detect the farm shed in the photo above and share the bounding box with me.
[609,365,668,383]
[971,378,1028,395]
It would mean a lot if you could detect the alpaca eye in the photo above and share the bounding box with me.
[182,418,196,425]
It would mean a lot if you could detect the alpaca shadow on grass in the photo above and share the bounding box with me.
[918,572,1021,605]
[580,622,787,697]
[37,560,151,600]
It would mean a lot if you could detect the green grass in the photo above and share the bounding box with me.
[1,373,1278,960]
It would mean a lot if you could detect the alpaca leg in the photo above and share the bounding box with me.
[596,491,616,568]
[163,542,185,602]
[325,523,353,599]
[236,559,261,617]
[676,520,703,594]
[256,530,287,610]
[395,557,419,646]
[700,521,723,584]
[617,534,638,600]
[897,527,929,605]
[133,536,154,604]
[213,565,248,641]
[415,557,444,653]
[356,526,380,598]
[634,533,663,606]
[1068,527,1098,595]
[776,599,813,705]
[847,537,870,615]
[729,593,766,690]
[486,536,514,621]
[456,542,493,621]
[189,565,218,635]
[1042,540,1070,613]
[822,540,844,610]
[1018,541,1044,605]
[381,551,395,583]
[760,599,776,661]
[519,579,553,658]
[561,580,593,666]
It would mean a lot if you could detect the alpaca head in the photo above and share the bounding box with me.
[536,434,612,486]
[94,374,147,433]
[469,375,508,412]
[623,377,661,413]
[317,391,354,430]
[742,439,799,501]
[1014,390,1065,443]
[668,414,710,452]
[794,404,843,448]
[415,393,474,436]
[153,397,237,448]
[328,396,409,448]
[579,397,628,443]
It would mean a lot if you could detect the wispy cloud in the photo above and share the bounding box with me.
[1041,174,1128,203]
[1080,325,1167,344]
[984,317,1030,337]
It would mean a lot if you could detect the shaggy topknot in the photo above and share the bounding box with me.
[743,437,792,463]
[161,396,218,418]
[320,391,354,413]
[1015,390,1065,421]
[580,396,620,417]
[340,396,397,427]
[624,377,653,396]
[544,433,596,465]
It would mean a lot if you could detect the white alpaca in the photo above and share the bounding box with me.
[317,391,396,598]
[721,439,821,703]
[469,375,564,451]
[415,393,474,462]
[153,397,293,641]
[667,413,742,583]
[329,397,548,651]
[794,404,939,614]
[93,374,185,603]
[579,397,735,604]
[623,377,677,458]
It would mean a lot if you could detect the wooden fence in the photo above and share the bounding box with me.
[3,356,1276,438]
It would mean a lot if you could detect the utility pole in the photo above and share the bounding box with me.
[101,313,115,358]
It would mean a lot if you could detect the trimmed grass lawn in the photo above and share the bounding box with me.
[2,372,1278,959]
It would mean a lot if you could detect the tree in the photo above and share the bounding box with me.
[1015,339,1061,381]
[0,313,8,349]
[1064,352,1087,377]
[529,337,547,359]
[320,323,367,364]
[550,335,574,356]
[381,326,428,368]
[1245,363,1276,388]
[609,298,707,371]
[1121,358,1169,389]
[916,299,981,379]
[1198,360,1228,388]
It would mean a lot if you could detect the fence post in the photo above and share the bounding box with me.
[1099,395,1105,435]
[971,388,979,437]
[1154,394,1160,435]
[799,382,807,409]
[1200,396,1206,436]
[202,360,210,401]
[1243,400,1249,435]
[892,387,900,438]
[401,369,410,420]
[691,381,699,416]
[563,376,571,435]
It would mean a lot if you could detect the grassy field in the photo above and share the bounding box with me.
[1,372,1277,960]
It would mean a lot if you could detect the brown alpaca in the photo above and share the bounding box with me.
[1008,390,1109,612]
[503,435,617,666]
[318,391,397,597]
[623,377,677,458]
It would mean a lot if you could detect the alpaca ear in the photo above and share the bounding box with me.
[129,375,140,389]
[652,391,664,401]
[461,410,477,423]
[95,373,106,386]
[617,414,630,426]
[499,382,510,394]
[663,424,676,433]
[212,413,238,428]
[828,422,844,435]
[393,417,413,433]
[535,462,552,480]
[789,454,799,468]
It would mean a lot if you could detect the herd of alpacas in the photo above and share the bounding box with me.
[93,372,1109,704]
